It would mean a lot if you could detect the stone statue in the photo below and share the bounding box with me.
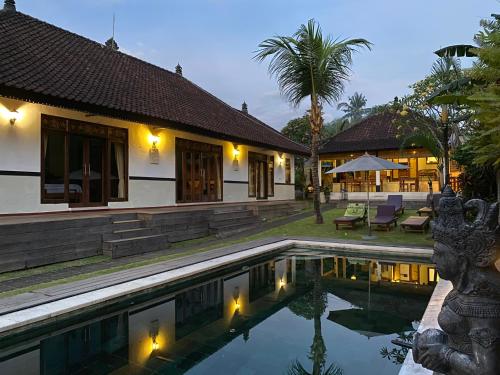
[412,186,500,374]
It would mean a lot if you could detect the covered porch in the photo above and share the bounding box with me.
[320,148,461,196]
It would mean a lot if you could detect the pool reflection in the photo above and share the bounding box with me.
[0,251,435,375]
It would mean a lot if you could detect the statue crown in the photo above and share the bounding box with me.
[432,186,499,267]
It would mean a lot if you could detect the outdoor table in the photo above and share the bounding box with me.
[401,215,430,233]
[417,207,433,217]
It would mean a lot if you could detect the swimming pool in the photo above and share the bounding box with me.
[0,247,436,374]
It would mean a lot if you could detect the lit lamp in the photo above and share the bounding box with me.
[350,275,357,280]
[278,152,284,167]
[279,277,285,288]
[149,319,160,353]
[9,110,19,126]
[149,133,160,164]
[232,143,240,171]
[233,286,241,312]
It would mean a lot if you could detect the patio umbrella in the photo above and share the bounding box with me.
[325,152,408,239]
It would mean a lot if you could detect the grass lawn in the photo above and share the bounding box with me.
[0,207,433,298]
[243,208,434,248]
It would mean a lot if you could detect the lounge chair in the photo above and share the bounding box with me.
[417,193,441,217]
[334,203,367,230]
[371,205,398,231]
[387,194,404,215]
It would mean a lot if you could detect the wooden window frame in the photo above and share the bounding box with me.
[40,114,128,205]
[175,138,223,203]
[285,158,291,185]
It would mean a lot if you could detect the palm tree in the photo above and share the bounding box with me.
[337,92,368,123]
[255,19,371,224]
[287,259,343,375]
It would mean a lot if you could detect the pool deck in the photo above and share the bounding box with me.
[398,279,453,375]
[0,237,433,337]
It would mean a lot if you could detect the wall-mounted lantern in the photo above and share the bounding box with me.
[149,132,160,164]
[232,143,240,171]
[278,152,284,167]
[9,110,19,126]
[149,319,160,353]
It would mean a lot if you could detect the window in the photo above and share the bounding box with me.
[109,142,126,199]
[268,156,274,197]
[42,129,66,202]
[285,158,291,184]
[175,138,223,203]
[248,152,270,199]
[41,115,128,205]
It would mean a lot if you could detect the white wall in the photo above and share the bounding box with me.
[0,97,296,214]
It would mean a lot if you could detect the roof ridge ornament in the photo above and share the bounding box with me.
[3,0,16,11]
[241,101,248,114]
[175,63,182,76]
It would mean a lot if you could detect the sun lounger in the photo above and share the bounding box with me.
[401,215,430,233]
[334,203,366,230]
[371,205,398,231]
[387,194,404,215]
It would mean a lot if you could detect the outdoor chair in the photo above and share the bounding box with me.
[371,205,398,231]
[386,194,404,215]
[334,203,367,230]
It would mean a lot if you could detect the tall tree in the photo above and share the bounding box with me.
[255,19,371,224]
[337,92,368,123]
[395,57,471,187]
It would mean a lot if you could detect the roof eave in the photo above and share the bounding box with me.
[0,85,310,156]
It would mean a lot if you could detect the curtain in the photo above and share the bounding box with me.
[114,142,125,198]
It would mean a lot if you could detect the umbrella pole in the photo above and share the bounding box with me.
[362,171,377,240]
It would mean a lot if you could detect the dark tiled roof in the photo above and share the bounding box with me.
[0,10,309,155]
[319,111,416,154]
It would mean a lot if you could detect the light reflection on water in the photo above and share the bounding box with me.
[0,249,435,375]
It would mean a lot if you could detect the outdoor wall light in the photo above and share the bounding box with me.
[149,133,160,164]
[232,144,240,171]
[9,110,19,126]
[149,133,160,146]
[279,277,285,288]
[350,275,357,280]
[278,152,284,167]
[149,319,160,353]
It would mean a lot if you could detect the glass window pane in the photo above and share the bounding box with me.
[248,160,256,196]
[268,156,274,196]
[43,130,66,201]
[110,142,126,199]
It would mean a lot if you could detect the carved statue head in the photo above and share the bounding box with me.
[431,186,499,281]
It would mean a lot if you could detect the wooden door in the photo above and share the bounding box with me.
[176,139,222,203]
[69,135,105,207]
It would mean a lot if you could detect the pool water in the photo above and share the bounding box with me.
[0,248,436,375]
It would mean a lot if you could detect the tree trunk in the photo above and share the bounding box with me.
[310,98,324,224]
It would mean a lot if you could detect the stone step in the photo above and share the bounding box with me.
[215,223,260,239]
[102,234,169,258]
[111,212,139,221]
[212,206,249,214]
[102,227,160,241]
[111,219,144,231]
[211,210,254,222]
[209,215,258,230]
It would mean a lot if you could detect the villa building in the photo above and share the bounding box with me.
[318,111,460,201]
[0,3,307,215]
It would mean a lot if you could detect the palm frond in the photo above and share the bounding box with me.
[254,19,371,107]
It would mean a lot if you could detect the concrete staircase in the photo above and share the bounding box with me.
[102,213,169,258]
[209,207,259,238]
